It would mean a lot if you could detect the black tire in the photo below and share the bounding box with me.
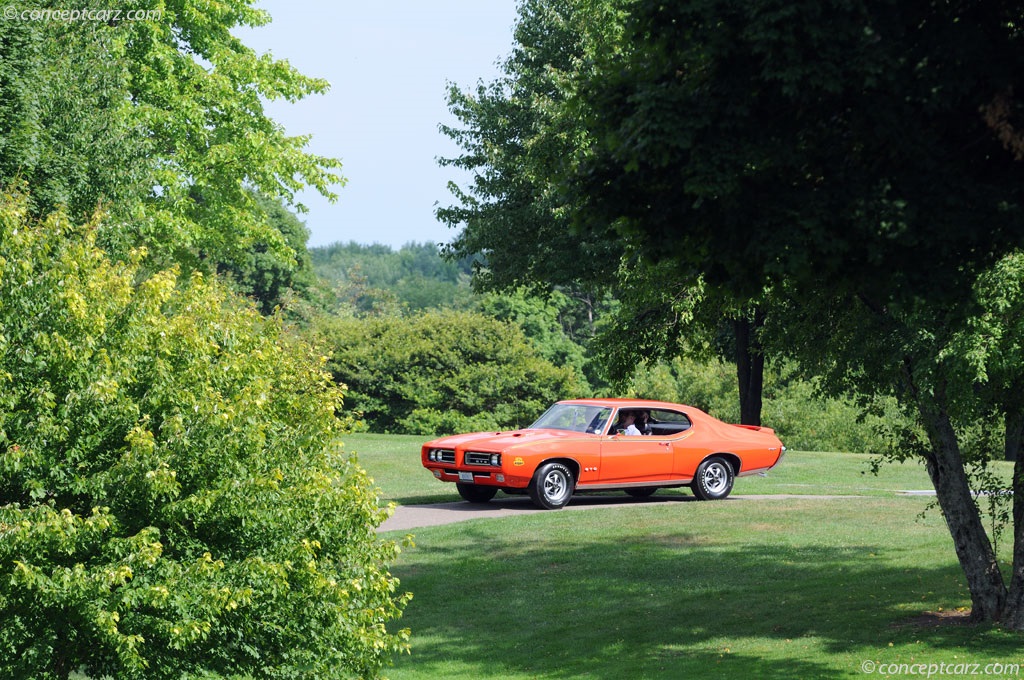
[624,487,657,498]
[457,483,498,504]
[691,456,735,501]
[528,462,575,510]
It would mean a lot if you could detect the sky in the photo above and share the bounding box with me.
[236,1,519,250]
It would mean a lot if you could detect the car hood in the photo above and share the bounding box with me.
[425,428,584,451]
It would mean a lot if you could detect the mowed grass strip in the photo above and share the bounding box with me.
[381,497,1022,679]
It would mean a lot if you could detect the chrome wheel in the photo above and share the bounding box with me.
[702,462,729,493]
[528,462,575,509]
[692,456,735,501]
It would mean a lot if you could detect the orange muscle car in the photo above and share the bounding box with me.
[421,398,786,509]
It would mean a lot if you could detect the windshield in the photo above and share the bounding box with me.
[529,403,612,434]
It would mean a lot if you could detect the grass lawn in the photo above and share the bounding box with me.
[346,434,1022,679]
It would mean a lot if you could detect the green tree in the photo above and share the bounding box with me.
[0,19,43,190]
[439,0,774,423]
[566,0,1024,624]
[437,0,619,302]
[0,192,409,678]
[0,0,342,274]
[314,309,584,435]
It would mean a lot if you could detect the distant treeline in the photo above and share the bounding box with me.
[310,241,476,311]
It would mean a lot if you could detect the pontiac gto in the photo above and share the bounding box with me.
[421,398,786,509]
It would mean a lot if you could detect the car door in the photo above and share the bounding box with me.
[599,420,675,483]
[646,408,700,477]
[651,409,708,477]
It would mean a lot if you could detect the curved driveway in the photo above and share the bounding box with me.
[377,493,856,532]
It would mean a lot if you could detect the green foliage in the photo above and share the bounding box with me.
[953,252,1024,418]
[0,19,43,189]
[218,192,319,314]
[0,1,343,276]
[314,309,584,435]
[311,242,474,313]
[567,0,1024,623]
[438,0,778,421]
[570,0,1024,303]
[0,15,151,227]
[474,289,590,384]
[624,356,736,417]
[438,0,621,294]
[0,193,408,679]
[591,262,712,382]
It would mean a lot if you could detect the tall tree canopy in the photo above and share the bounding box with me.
[566,0,1024,625]
[438,0,620,293]
[439,0,775,423]
[0,0,341,279]
[572,0,1024,302]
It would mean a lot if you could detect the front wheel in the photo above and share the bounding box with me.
[528,462,575,510]
[457,483,498,504]
[691,456,735,501]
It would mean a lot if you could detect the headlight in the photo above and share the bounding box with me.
[490,453,501,466]
[428,448,455,463]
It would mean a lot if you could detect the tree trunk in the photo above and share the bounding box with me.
[1003,411,1024,628]
[1006,410,1023,462]
[734,310,765,426]
[916,393,1007,622]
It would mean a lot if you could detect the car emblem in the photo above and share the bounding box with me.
[513,457,525,466]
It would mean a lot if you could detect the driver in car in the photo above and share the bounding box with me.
[615,410,643,436]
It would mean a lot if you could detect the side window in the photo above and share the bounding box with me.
[648,409,692,435]
[588,408,612,434]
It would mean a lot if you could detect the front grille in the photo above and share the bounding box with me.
[465,452,497,466]
[435,449,455,463]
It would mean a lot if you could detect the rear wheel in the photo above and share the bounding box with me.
[691,456,735,501]
[457,483,498,504]
[528,462,575,510]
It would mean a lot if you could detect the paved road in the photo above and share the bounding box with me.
[377,493,859,532]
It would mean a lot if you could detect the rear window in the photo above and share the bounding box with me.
[648,409,691,433]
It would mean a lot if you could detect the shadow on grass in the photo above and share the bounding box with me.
[389,524,1020,679]
[388,488,702,508]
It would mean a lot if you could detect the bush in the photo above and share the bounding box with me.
[0,192,409,679]
[316,309,584,435]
